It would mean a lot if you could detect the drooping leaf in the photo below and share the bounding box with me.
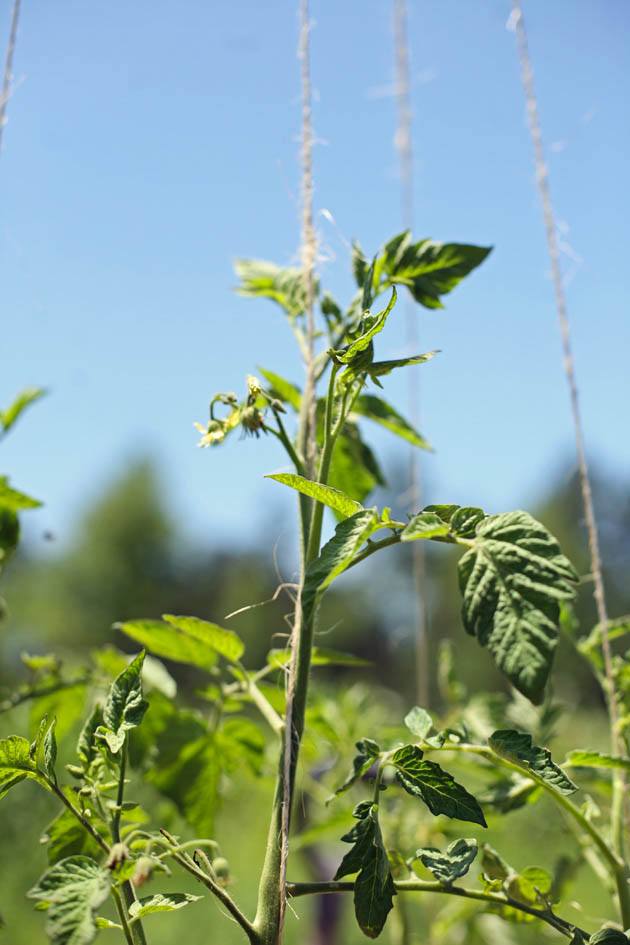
[28,856,110,945]
[266,473,363,519]
[116,619,218,672]
[0,734,50,798]
[402,512,451,542]
[414,838,478,884]
[129,893,202,921]
[489,730,578,795]
[565,751,630,772]
[335,803,396,939]
[352,395,431,450]
[102,652,148,754]
[0,387,46,433]
[380,233,492,309]
[335,739,381,796]
[391,745,486,826]
[162,615,244,663]
[43,808,103,865]
[234,259,313,319]
[334,288,397,364]
[458,511,578,703]
[0,476,42,511]
[258,368,301,410]
[404,706,434,740]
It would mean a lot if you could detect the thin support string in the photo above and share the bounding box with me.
[511,3,622,755]
[394,0,430,706]
[278,0,318,936]
[0,0,22,155]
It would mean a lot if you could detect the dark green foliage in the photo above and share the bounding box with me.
[489,730,578,795]
[414,838,478,884]
[391,745,487,827]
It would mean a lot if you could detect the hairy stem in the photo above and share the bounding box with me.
[286,880,587,940]
[111,746,147,945]
[112,887,136,945]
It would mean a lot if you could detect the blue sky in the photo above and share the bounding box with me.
[1,0,628,553]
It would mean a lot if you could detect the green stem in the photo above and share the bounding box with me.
[50,782,109,854]
[285,880,587,940]
[111,746,147,945]
[247,677,285,736]
[112,887,136,945]
[305,362,339,565]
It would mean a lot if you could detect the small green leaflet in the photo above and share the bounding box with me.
[334,739,380,796]
[234,259,312,319]
[117,619,218,672]
[367,351,438,381]
[334,288,397,364]
[334,803,396,939]
[565,751,630,773]
[0,386,46,434]
[267,647,370,669]
[402,512,451,542]
[0,476,41,511]
[489,730,578,796]
[458,511,578,703]
[102,652,148,754]
[391,745,487,826]
[258,368,301,410]
[129,893,202,921]
[266,473,364,519]
[162,615,244,663]
[404,706,434,740]
[352,395,431,450]
[33,715,58,783]
[303,509,382,617]
[414,838,478,884]
[0,734,51,798]
[77,705,104,770]
[28,856,110,945]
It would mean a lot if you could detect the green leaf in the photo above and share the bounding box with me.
[380,233,492,309]
[506,865,552,905]
[450,507,485,538]
[0,507,19,559]
[102,652,148,754]
[258,368,301,410]
[335,803,396,939]
[267,646,370,669]
[402,512,451,542]
[335,739,381,796]
[0,734,50,798]
[565,750,630,772]
[367,351,438,380]
[352,241,368,288]
[480,843,512,882]
[266,473,364,519]
[352,395,431,450]
[1,386,46,433]
[234,259,312,319]
[334,288,397,364]
[414,838,478,884]
[391,745,487,826]
[328,423,385,506]
[129,893,202,921]
[0,476,42,511]
[116,619,218,672]
[404,706,434,740]
[489,730,578,795]
[458,511,578,703]
[303,509,382,616]
[77,705,104,769]
[28,856,111,945]
[43,808,103,865]
[162,614,244,663]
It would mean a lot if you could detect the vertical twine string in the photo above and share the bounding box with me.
[278,0,318,938]
[512,3,622,761]
[0,0,22,156]
[393,0,430,706]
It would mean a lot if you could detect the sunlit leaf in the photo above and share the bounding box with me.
[28,856,110,945]
[129,893,202,921]
[162,614,244,663]
[0,387,46,434]
[391,745,486,826]
[102,652,148,754]
[116,619,218,672]
[414,838,478,884]
[266,473,363,519]
[489,730,578,795]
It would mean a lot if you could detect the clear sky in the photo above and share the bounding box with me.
[1,0,628,553]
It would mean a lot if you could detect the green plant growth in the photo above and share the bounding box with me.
[2,232,630,945]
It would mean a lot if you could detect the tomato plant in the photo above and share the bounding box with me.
[1,233,629,945]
